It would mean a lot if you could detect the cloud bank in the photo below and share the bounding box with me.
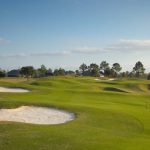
[106,39,150,52]
[1,39,150,58]
[71,46,108,54]
[0,38,11,45]
[30,51,70,56]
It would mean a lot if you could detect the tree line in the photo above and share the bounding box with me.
[0,61,150,79]
[78,61,146,78]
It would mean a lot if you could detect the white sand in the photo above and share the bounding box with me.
[0,106,74,125]
[108,78,115,81]
[0,87,29,93]
[94,78,115,81]
[94,79,101,81]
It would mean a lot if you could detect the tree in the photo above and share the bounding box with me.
[20,66,35,79]
[100,61,110,76]
[38,64,47,77]
[104,67,112,77]
[111,63,122,77]
[65,70,75,75]
[45,68,53,76]
[79,63,87,75]
[0,69,5,77]
[121,71,130,78]
[75,70,80,76]
[133,61,145,77]
[128,71,135,78]
[54,68,65,76]
[58,68,65,76]
[53,69,59,76]
[147,73,150,80]
[89,63,99,77]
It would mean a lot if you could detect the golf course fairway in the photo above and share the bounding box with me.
[0,77,150,150]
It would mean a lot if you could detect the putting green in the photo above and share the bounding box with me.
[0,77,150,150]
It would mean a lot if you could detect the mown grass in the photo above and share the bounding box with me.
[0,77,150,150]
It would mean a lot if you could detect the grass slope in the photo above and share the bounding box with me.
[0,77,150,150]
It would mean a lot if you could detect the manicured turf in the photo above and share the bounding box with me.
[0,77,150,150]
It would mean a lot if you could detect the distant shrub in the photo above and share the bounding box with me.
[0,70,5,77]
[147,73,150,80]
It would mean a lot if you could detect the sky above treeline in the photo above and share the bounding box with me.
[0,0,150,72]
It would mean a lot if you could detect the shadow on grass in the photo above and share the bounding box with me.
[147,84,150,90]
[100,82,119,85]
[103,87,128,93]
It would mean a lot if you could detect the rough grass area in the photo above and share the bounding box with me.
[0,77,150,150]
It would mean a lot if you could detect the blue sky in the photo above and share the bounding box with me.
[0,0,150,71]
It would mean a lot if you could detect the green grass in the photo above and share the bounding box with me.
[0,77,150,150]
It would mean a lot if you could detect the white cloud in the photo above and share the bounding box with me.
[71,46,108,54]
[120,39,150,46]
[0,53,26,58]
[30,51,70,56]
[0,51,70,58]
[0,38,11,45]
[106,39,150,52]
[1,39,150,59]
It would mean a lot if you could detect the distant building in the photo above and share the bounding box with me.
[100,74,104,78]
[100,71,105,78]
[7,69,20,77]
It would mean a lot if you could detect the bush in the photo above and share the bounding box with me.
[147,73,150,80]
[0,70,5,77]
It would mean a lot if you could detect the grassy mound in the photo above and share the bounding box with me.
[0,77,150,150]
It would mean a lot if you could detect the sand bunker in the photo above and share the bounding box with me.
[94,78,115,81]
[0,106,74,125]
[108,78,115,81]
[94,79,101,81]
[0,87,29,93]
